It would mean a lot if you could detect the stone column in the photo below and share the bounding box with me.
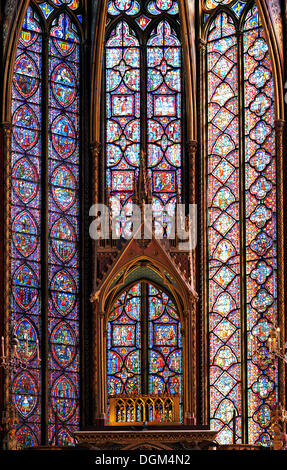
[0,123,12,432]
[90,141,102,205]
[186,140,197,205]
[92,302,106,427]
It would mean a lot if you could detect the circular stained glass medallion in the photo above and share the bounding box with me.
[12,264,38,311]
[12,211,38,258]
[51,164,76,211]
[51,63,77,107]
[13,54,39,99]
[13,104,39,151]
[51,115,76,158]
[15,318,38,361]
[50,218,76,263]
[50,321,77,368]
[51,375,77,421]
[50,269,76,315]
[12,157,39,204]
[12,371,38,418]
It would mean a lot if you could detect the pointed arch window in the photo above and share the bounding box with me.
[104,0,184,425]
[10,1,83,447]
[105,0,183,237]
[203,1,278,446]
[107,282,183,422]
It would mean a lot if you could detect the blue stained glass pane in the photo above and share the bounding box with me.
[11,1,82,450]
[207,12,241,445]
[39,2,54,18]
[231,1,246,18]
[206,1,277,447]
[135,16,152,30]
[107,284,142,402]
[243,4,277,445]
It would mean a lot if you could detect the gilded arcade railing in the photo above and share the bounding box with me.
[109,394,180,426]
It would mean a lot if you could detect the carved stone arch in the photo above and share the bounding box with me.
[103,276,186,421]
[123,441,172,450]
[2,0,87,123]
[100,258,192,319]
[104,278,185,326]
[90,235,198,426]
[2,0,40,122]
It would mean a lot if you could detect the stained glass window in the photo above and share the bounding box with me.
[48,12,80,446]
[205,1,277,445]
[11,6,42,447]
[207,12,241,444]
[148,285,183,418]
[244,6,277,447]
[147,21,181,235]
[106,21,140,237]
[107,284,142,396]
[105,0,182,237]
[107,282,183,419]
[10,2,82,447]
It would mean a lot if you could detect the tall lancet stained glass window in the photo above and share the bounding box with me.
[204,1,278,446]
[48,12,80,446]
[105,0,182,237]
[10,1,82,448]
[11,7,43,447]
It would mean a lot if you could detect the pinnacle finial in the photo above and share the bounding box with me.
[134,149,152,206]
